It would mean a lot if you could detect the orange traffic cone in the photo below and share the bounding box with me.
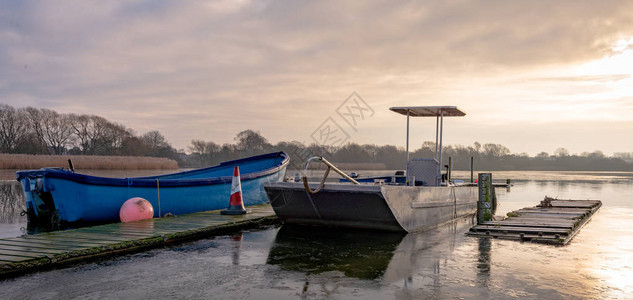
[221,166,250,215]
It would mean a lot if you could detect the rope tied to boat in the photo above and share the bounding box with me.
[302,167,330,194]
[301,156,359,194]
[156,179,161,217]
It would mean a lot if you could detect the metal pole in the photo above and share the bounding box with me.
[304,156,360,184]
[435,116,439,161]
[406,110,410,166]
[439,110,444,170]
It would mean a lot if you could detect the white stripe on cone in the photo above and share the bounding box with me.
[231,167,242,196]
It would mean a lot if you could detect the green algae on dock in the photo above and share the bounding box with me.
[0,204,278,279]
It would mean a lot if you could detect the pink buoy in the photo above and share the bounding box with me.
[119,197,154,222]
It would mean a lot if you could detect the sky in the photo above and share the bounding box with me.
[1,0,633,156]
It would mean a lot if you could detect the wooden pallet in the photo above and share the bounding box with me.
[0,204,277,279]
[467,199,602,245]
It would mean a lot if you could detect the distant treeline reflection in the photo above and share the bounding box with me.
[1,104,632,171]
[0,181,25,223]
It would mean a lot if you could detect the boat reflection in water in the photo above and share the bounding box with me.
[266,215,477,295]
[266,225,406,280]
[383,215,475,284]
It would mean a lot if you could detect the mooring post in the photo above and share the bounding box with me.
[477,173,493,224]
[448,156,452,182]
[470,156,474,183]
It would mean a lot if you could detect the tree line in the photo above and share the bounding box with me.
[0,104,177,159]
[188,130,633,171]
[2,103,633,171]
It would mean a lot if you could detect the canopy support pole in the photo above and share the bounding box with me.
[406,109,410,167]
[435,116,439,161]
[438,110,444,184]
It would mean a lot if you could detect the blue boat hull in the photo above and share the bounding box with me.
[16,152,289,227]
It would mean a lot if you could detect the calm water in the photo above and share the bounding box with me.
[1,171,632,299]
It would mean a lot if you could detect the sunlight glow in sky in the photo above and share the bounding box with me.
[562,37,633,121]
[578,38,633,73]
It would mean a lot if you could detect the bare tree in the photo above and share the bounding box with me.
[483,143,510,158]
[97,122,130,154]
[473,141,482,154]
[142,130,174,157]
[23,107,73,154]
[189,140,207,166]
[188,139,221,166]
[189,140,206,154]
[68,114,112,154]
[24,107,46,150]
[120,136,146,156]
[142,130,168,149]
[554,147,570,157]
[203,141,220,165]
[235,129,271,154]
[0,105,29,153]
[536,152,549,158]
[40,109,73,154]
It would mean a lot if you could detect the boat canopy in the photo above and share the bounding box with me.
[389,106,466,185]
[389,106,465,117]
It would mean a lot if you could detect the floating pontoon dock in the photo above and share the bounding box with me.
[467,199,602,245]
[0,204,277,279]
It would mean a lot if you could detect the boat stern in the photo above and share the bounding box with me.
[16,170,62,230]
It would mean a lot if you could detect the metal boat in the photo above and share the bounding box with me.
[17,152,289,227]
[265,106,480,232]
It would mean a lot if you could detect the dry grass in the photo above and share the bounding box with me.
[0,154,178,170]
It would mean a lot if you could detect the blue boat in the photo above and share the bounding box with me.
[16,152,289,228]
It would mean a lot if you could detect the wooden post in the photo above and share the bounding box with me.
[470,157,474,183]
[448,156,452,182]
[477,173,493,224]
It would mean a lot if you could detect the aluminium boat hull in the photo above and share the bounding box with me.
[265,182,478,232]
[17,152,289,227]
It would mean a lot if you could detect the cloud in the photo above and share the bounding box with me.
[1,1,633,153]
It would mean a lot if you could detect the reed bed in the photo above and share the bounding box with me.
[0,154,178,170]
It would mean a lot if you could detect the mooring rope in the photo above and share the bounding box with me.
[156,179,161,217]
[304,191,322,220]
[302,166,330,194]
